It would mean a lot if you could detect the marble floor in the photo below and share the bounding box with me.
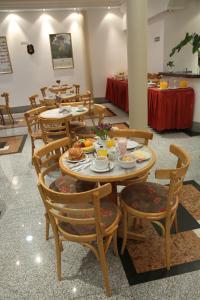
[0,103,200,299]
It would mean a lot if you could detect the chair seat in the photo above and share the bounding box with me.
[58,200,118,236]
[49,174,97,193]
[121,182,173,213]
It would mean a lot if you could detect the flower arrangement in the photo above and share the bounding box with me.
[93,123,112,140]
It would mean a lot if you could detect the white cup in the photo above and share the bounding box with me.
[94,156,108,170]
[78,105,84,110]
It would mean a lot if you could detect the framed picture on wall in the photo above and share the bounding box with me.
[0,36,13,74]
[49,33,74,69]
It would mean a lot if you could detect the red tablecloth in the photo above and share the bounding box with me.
[106,77,129,112]
[148,87,195,131]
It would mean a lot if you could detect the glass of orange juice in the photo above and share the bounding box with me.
[105,139,116,148]
[97,148,108,157]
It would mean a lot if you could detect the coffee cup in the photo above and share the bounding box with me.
[94,156,108,170]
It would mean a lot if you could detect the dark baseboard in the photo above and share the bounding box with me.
[94,97,109,104]
[10,105,31,114]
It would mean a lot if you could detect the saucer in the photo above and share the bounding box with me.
[90,162,114,173]
[127,140,139,150]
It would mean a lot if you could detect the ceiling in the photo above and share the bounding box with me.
[0,0,124,11]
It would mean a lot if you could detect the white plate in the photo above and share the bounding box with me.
[90,162,114,173]
[132,151,151,161]
[127,140,139,150]
[65,153,88,163]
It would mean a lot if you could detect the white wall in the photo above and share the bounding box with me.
[0,11,88,107]
[0,8,127,106]
[87,9,127,98]
[164,0,200,73]
[148,17,164,73]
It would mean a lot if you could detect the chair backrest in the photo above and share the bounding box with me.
[39,115,71,144]
[92,104,106,126]
[24,106,46,136]
[38,173,112,238]
[33,137,71,176]
[155,144,190,213]
[40,87,48,98]
[39,98,57,109]
[1,92,9,107]
[108,128,153,145]
[73,84,80,95]
[29,94,39,109]
[49,86,68,94]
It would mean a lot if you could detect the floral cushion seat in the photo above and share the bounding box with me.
[121,182,173,213]
[49,175,97,193]
[58,200,119,236]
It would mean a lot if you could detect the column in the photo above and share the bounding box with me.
[127,0,148,130]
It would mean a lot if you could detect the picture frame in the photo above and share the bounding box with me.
[0,36,13,74]
[49,33,74,70]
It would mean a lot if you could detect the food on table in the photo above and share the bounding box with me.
[132,150,149,160]
[121,154,135,162]
[68,148,84,160]
[105,139,116,148]
[97,148,108,157]
[73,139,95,153]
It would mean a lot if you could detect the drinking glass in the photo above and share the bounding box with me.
[117,138,127,156]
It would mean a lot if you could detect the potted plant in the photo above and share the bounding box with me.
[169,32,200,72]
[166,60,175,72]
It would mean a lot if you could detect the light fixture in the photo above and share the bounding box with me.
[26,235,33,242]
[74,8,77,11]
[108,6,111,10]
[42,8,46,12]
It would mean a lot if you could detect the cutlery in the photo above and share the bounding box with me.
[70,158,91,170]
[72,161,92,172]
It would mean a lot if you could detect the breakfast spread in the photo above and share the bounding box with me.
[73,139,95,153]
[68,148,85,161]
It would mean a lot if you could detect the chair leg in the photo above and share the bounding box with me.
[45,213,50,240]
[55,238,62,280]
[113,230,118,257]
[97,236,112,297]
[31,139,35,164]
[165,222,171,271]
[121,209,128,255]
[173,214,178,233]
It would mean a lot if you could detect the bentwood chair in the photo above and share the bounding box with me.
[0,92,14,124]
[40,87,48,98]
[39,115,71,144]
[38,173,121,296]
[29,94,40,109]
[39,98,57,110]
[120,144,190,270]
[74,104,106,138]
[73,83,80,95]
[33,137,97,241]
[80,90,94,114]
[108,128,153,186]
[24,106,46,162]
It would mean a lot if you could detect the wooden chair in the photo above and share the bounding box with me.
[73,84,80,95]
[39,115,71,144]
[24,106,46,162]
[120,144,190,270]
[39,98,57,110]
[49,86,68,94]
[38,173,121,296]
[0,92,14,124]
[74,104,106,139]
[29,94,40,109]
[40,87,48,98]
[33,137,97,241]
[80,90,94,114]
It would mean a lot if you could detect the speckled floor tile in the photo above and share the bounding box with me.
[0,103,200,299]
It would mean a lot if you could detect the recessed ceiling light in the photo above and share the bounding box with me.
[74,8,77,11]
[108,6,111,10]
[42,8,46,12]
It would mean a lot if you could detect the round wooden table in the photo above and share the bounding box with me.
[39,106,88,119]
[59,145,156,186]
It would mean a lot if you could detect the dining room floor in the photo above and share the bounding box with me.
[0,102,200,300]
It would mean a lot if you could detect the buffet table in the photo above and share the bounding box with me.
[105,77,128,112]
[148,87,195,131]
